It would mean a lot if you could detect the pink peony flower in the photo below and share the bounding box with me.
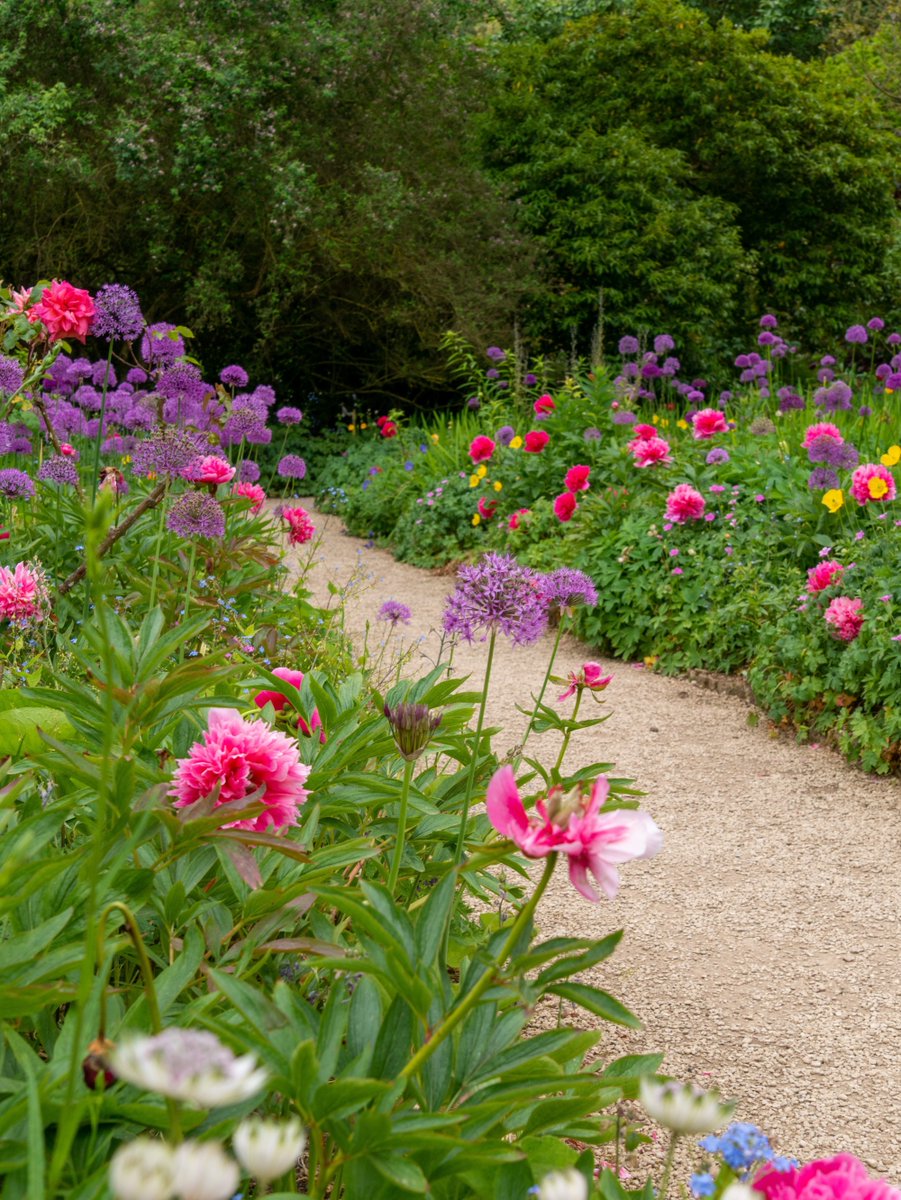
[631,436,672,468]
[534,394,556,416]
[691,408,729,439]
[469,435,496,463]
[477,496,498,520]
[281,505,316,545]
[486,765,662,902]
[27,280,95,343]
[170,707,310,831]
[632,423,657,440]
[824,596,864,642]
[379,419,398,438]
[60,443,77,458]
[508,507,530,531]
[664,484,706,524]
[559,661,612,701]
[554,491,578,521]
[0,561,48,622]
[564,464,591,492]
[524,430,550,453]
[183,455,236,485]
[232,481,266,513]
[849,463,896,506]
[753,1154,900,1200]
[807,559,844,594]
[802,422,843,450]
[253,666,324,741]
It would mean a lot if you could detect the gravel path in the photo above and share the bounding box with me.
[296,501,901,1181]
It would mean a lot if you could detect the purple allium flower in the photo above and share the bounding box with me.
[92,361,117,389]
[11,437,32,455]
[524,373,538,386]
[749,416,776,436]
[653,334,675,355]
[91,283,144,342]
[496,424,515,447]
[808,468,841,491]
[131,427,206,478]
[662,356,681,376]
[759,314,778,329]
[706,448,730,465]
[734,354,751,369]
[166,490,225,539]
[485,369,499,381]
[222,407,268,446]
[70,357,92,379]
[467,395,482,409]
[815,380,853,412]
[612,411,636,425]
[237,459,261,483]
[378,599,412,625]
[141,322,185,364]
[867,317,885,332]
[718,391,732,405]
[584,426,602,442]
[875,363,891,381]
[541,567,598,611]
[0,468,35,499]
[887,372,901,390]
[442,552,548,645]
[777,387,805,413]
[253,385,276,408]
[37,455,79,487]
[833,442,860,469]
[845,325,868,345]
[758,331,776,346]
[859,405,872,417]
[158,362,207,402]
[486,346,506,362]
[0,356,24,396]
[642,362,663,380]
[127,367,148,386]
[277,454,306,480]
[618,335,640,355]
[220,364,249,389]
[888,333,901,346]
[276,406,303,425]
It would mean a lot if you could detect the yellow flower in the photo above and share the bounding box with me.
[869,476,889,500]
[360,422,368,430]
[659,418,670,428]
[469,474,479,488]
[476,464,488,479]
[493,480,503,492]
[430,433,439,444]
[347,424,355,432]
[880,445,901,467]
[652,414,660,423]
[122,454,132,465]
[822,489,844,513]
[472,513,481,526]
[676,419,689,430]
[509,436,523,450]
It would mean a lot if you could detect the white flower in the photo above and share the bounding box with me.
[639,1078,735,1135]
[109,1137,176,1200]
[536,1167,589,1200]
[233,1116,307,1183]
[723,1185,759,1200]
[110,1028,268,1108]
[173,1141,240,1200]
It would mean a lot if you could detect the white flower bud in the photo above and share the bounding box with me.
[537,1167,589,1200]
[233,1116,307,1183]
[109,1137,176,1200]
[723,1184,759,1200]
[173,1141,240,1200]
[640,1078,735,1135]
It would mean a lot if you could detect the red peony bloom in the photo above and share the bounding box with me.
[477,496,498,520]
[508,507,530,531]
[469,435,496,463]
[691,408,729,440]
[380,420,398,438]
[28,280,95,343]
[534,394,556,416]
[564,464,591,492]
[524,430,550,453]
[554,491,578,521]
[232,481,266,513]
[281,505,316,545]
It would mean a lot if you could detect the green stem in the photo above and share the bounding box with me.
[268,427,290,493]
[453,626,497,864]
[553,688,583,776]
[519,615,566,760]
[658,1133,680,1200]
[399,853,556,1083]
[147,480,169,611]
[178,542,198,663]
[387,758,414,893]
[96,901,163,1035]
[90,341,115,505]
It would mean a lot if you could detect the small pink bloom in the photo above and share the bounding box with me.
[554,491,578,521]
[281,505,316,545]
[807,559,844,594]
[709,484,725,493]
[60,443,77,457]
[0,561,48,622]
[801,422,843,450]
[508,507,530,531]
[564,464,591,492]
[9,286,32,313]
[183,455,236,485]
[469,435,495,463]
[253,666,324,741]
[558,661,612,701]
[691,408,728,439]
[534,394,556,416]
[631,436,672,468]
[524,430,550,453]
[477,496,498,520]
[232,481,266,513]
[753,1154,900,1200]
[755,493,765,502]
[850,462,896,506]
[672,566,683,575]
[485,765,662,902]
[824,596,864,642]
[669,547,679,557]
[27,280,95,343]
[664,484,706,524]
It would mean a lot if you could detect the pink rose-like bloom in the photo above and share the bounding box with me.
[559,661,612,701]
[754,1154,900,1200]
[632,423,657,440]
[469,435,495,463]
[824,596,864,642]
[508,507,530,531]
[183,455,236,485]
[281,505,316,545]
[554,491,578,522]
[253,666,324,741]
[170,707,311,831]
[27,280,95,343]
[232,481,266,513]
[664,484,706,524]
[631,436,672,468]
[524,429,550,453]
[60,443,77,458]
[850,463,896,506]
[802,422,843,450]
[691,408,729,439]
[8,286,32,313]
[807,559,844,594]
[486,765,662,902]
[0,561,48,622]
[534,394,556,416]
[564,464,591,492]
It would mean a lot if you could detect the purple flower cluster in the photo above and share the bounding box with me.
[0,468,35,499]
[496,424,515,447]
[814,381,853,413]
[618,335,640,355]
[0,356,24,396]
[37,455,79,487]
[276,406,303,426]
[141,323,185,363]
[808,468,840,491]
[378,599,412,625]
[91,283,145,342]
[541,567,598,612]
[611,411,637,426]
[777,387,805,413]
[807,436,859,470]
[443,552,548,646]
[131,428,206,478]
[237,459,261,483]
[845,325,868,345]
[486,346,506,362]
[277,454,306,480]
[706,448,730,465]
[166,490,226,539]
[220,364,249,389]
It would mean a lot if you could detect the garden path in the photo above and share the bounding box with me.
[296,501,901,1181]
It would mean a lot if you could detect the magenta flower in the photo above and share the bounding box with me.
[170,708,310,830]
[486,766,662,902]
[664,484,706,524]
[559,661,612,701]
[253,666,323,740]
[824,596,864,642]
[753,1154,899,1200]
[564,464,590,492]
[691,408,728,440]
[807,560,844,594]
[469,435,495,464]
[281,506,316,545]
[850,463,896,505]
[631,436,672,467]
[553,491,578,521]
[0,561,48,622]
[802,422,843,450]
[27,280,95,343]
[232,481,266,513]
[183,455,236,485]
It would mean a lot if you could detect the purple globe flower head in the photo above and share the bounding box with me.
[222,408,267,446]
[484,369,499,381]
[467,395,481,409]
[541,567,598,612]
[237,459,261,483]
[662,356,681,376]
[37,455,79,487]
[166,490,225,540]
[497,380,509,389]
[486,346,506,363]
[706,448,730,465]
[653,334,675,355]
[141,322,185,364]
[758,331,776,347]
[771,342,788,359]
[127,367,148,386]
[496,424,515,447]
[70,357,93,379]
[820,355,836,367]
[887,333,901,346]
[719,391,733,405]
[11,437,32,455]
[817,367,835,383]
[777,388,805,413]
[814,380,853,412]
[845,325,868,345]
[443,552,548,646]
[622,361,640,379]
[220,364,249,389]
[92,360,118,389]
[686,389,705,404]
[131,427,206,478]
[91,283,145,342]
[276,406,303,425]
[833,442,860,469]
[0,468,35,499]
[277,454,306,480]
[759,314,778,329]
[859,405,872,417]
[808,468,840,491]
[0,356,24,397]
[611,410,637,425]
[867,317,885,332]
[253,385,276,408]
[747,352,761,366]
[584,426,602,442]
[378,599,412,625]
[245,424,272,445]
[734,354,751,369]
[642,362,663,380]
[875,363,891,381]
[618,335,640,355]
[524,373,538,386]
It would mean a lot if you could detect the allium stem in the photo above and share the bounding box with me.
[387,758,414,894]
[178,543,198,663]
[553,688,583,776]
[90,341,115,505]
[519,615,567,759]
[453,626,497,864]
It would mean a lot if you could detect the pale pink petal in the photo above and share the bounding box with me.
[568,854,602,902]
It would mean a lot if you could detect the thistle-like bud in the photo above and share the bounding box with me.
[383,702,441,762]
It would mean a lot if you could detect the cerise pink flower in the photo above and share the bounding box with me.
[691,408,729,439]
[253,667,324,741]
[0,561,48,622]
[554,491,578,521]
[232,481,266,513]
[524,430,550,453]
[753,1154,900,1200]
[849,463,896,506]
[559,662,612,701]
[170,707,310,831]
[534,394,556,416]
[824,596,864,642]
[183,455,236,485]
[664,484,706,523]
[486,766,662,902]
[281,506,316,545]
[807,560,844,594]
[802,422,843,450]
[631,423,657,440]
[508,508,530,531]
[631,436,672,468]
[27,280,95,343]
[469,435,496,463]
[477,496,498,520]
[564,464,591,492]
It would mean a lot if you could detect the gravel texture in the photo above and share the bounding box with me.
[295,501,901,1181]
